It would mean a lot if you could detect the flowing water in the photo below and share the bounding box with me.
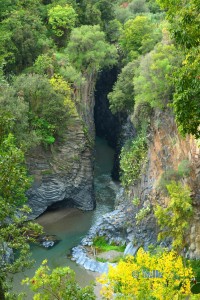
[13,137,117,297]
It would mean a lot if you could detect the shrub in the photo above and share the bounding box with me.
[98,248,194,299]
[22,260,95,300]
[120,133,147,188]
[154,181,193,250]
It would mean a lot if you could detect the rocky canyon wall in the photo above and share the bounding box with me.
[118,109,200,257]
[27,75,98,219]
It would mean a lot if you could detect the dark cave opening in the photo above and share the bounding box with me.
[94,67,122,180]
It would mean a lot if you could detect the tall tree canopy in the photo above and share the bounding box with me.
[157,0,200,138]
[0,134,41,299]
[66,25,118,73]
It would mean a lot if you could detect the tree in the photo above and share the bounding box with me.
[98,248,193,299]
[0,9,51,74]
[0,134,42,299]
[108,61,135,114]
[13,74,75,146]
[48,4,77,37]
[66,25,118,73]
[173,51,200,138]
[0,82,30,147]
[154,181,193,251]
[95,0,115,30]
[22,260,95,300]
[120,15,161,60]
[157,0,200,138]
[120,133,147,188]
[133,42,181,109]
[128,0,149,14]
[157,0,200,49]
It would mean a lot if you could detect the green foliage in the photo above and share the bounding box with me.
[157,0,200,49]
[13,74,74,146]
[172,49,200,138]
[157,161,191,193]
[0,134,30,211]
[120,133,147,188]
[0,134,42,298]
[22,260,95,300]
[177,159,191,177]
[134,42,181,109]
[0,9,51,74]
[95,0,115,30]
[105,19,122,43]
[96,257,107,263]
[114,5,134,25]
[132,197,140,206]
[128,0,149,14]
[147,0,161,13]
[190,260,200,278]
[108,61,135,114]
[154,181,193,250]
[120,15,161,60]
[135,205,151,224]
[33,53,56,77]
[131,101,152,131]
[0,82,30,147]
[157,0,200,138]
[93,236,125,253]
[66,25,118,73]
[79,1,101,26]
[48,4,77,37]
[77,0,115,30]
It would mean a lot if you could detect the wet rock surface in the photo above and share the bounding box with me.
[0,243,14,265]
[38,234,60,249]
[71,245,115,273]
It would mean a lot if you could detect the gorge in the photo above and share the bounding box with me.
[1,0,200,298]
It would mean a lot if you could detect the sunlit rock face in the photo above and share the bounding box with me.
[122,109,200,258]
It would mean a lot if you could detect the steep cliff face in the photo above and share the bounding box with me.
[120,109,200,256]
[25,68,102,219]
[27,113,95,219]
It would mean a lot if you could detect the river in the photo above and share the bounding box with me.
[13,137,117,297]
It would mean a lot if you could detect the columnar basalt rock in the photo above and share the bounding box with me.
[27,115,95,219]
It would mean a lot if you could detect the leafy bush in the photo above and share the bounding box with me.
[98,248,194,299]
[157,160,191,193]
[154,181,193,250]
[133,42,180,109]
[120,15,161,60]
[135,205,151,224]
[131,101,152,131]
[108,61,135,114]
[120,133,147,188]
[66,25,118,73]
[48,4,77,37]
[12,74,75,146]
[22,260,95,300]
[177,159,191,177]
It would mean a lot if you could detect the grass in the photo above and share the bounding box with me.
[93,236,126,253]
[96,257,107,263]
[96,255,123,263]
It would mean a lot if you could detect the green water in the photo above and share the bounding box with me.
[13,137,116,296]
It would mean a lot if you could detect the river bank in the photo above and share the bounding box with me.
[13,137,118,298]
